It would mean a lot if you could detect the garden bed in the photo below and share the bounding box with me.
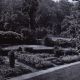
[0,56,32,80]
[17,53,54,70]
[16,52,80,70]
[0,50,79,80]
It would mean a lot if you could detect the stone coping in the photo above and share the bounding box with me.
[8,61,80,80]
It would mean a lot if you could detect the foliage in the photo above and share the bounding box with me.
[35,28,48,39]
[22,0,39,29]
[61,55,80,63]
[0,64,31,79]
[61,14,78,38]
[36,0,57,31]
[36,53,54,58]
[60,0,80,48]
[44,37,76,48]
[64,49,79,55]
[0,56,5,65]
[17,54,53,69]
[0,31,23,44]
[21,28,36,44]
[0,0,73,36]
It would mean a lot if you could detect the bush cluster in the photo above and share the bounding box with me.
[21,29,36,44]
[44,37,76,48]
[36,53,54,58]
[0,56,5,64]
[61,55,80,63]
[0,65,31,79]
[0,31,23,44]
[17,54,53,69]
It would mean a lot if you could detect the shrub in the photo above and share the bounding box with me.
[0,56,5,64]
[64,49,79,55]
[36,53,54,58]
[35,61,53,69]
[35,28,48,39]
[56,39,71,48]
[44,37,76,48]
[56,39,76,48]
[0,31,23,44]
[44,37,55,46]
[61,55,80,63]
[21,29,36,44]
[53,47,64,57]
[17,54,54,69]
[0,65,32,79]
[52,59,64,65]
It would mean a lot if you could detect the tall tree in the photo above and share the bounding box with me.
[22,0,39,29]
[61,0,80,38]
[36,0,58,34]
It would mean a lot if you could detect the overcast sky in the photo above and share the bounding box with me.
[53,0,73,2]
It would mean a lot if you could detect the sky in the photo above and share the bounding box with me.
[53,0,73,2]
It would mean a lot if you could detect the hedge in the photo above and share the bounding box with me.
[44,37,76,48]
[0,31,23,44]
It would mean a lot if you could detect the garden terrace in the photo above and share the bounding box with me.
[0,43,79,80]
[0,37,78,79]
[7,52,80,80]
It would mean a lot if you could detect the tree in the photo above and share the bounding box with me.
[36,0,58,34]
[56,0,73,29]
[0,0,74,37]
[61,14,78,38]
[22,0,39,29]
[61,0,80,37]
[59,0,72,16]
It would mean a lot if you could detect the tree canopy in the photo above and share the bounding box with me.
[0,0,78,38]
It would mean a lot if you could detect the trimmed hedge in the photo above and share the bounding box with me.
[61,55,80,63]
[64,49,79,55]
[44,37,76,48]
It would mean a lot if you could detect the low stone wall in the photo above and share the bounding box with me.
[9,61,80,80]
